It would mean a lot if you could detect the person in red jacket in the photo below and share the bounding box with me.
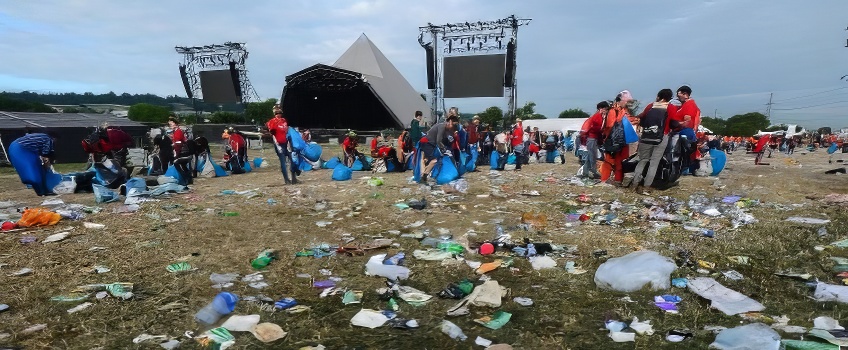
[580,101,609,179]
[674,85,701,174]
[265,110,298,184]
[168,116,193,185]
[370,134,392,158]
[511,118,525,170]
[168,116,186,157]
[342,131,361,167]
[222,127,247,174]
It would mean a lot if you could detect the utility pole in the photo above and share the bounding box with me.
[765,92,773,119]
[714,109,717,119]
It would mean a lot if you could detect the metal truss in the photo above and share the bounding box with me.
[175,42,261,104]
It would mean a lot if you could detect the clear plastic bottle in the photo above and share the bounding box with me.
[194,292,239,325]
[440,320,467,340]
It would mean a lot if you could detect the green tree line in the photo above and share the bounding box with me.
[1,91,245,112]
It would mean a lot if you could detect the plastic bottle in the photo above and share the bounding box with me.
[251,250,276,269]
[495,224,505,238]
[440,320,468,340]
[221,211,239,217]
[420,237,441,248]
[438,242,465,254]
[194,292,239,325]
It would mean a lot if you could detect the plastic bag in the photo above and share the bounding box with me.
[303,143,323,162]
[709,149,727,176]
[623,117,639,143]
[53,176,77,194]
[332,164,352,181]
[687,277,764,315]
[17,208,61,227]
[594,250,676,292]
[323,157,340,169]
[435,155,459,185]
[288,127,307,152]
[365,253,410,280]
[93,184,120,204]
[710,323,780,350]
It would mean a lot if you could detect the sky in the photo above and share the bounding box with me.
[1,0,847,129]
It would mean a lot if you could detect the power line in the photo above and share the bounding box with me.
[765,92,773,119]
[772,99,848,111]
[771,86,848,103]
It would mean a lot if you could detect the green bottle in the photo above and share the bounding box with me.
[251,249,277,269]
[221,211,239,217]
[438,242,465,254]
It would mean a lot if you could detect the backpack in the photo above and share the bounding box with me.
[603,121,626,155]
[640,107,668,145]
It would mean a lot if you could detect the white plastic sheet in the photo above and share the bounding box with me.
[709,323,780,350]
[687,277,765,315]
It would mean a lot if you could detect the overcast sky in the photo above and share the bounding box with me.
[1,0,847,128]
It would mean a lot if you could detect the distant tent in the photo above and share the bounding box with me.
[281,34,430,130]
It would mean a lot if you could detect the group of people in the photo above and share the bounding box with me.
[576,86,702,193]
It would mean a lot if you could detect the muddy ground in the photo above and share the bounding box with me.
[1,144,847,349]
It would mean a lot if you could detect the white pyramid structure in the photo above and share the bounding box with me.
[332,34,429,128]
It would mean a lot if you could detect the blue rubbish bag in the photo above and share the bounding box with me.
[332,164,352,181]
[288,127,307,152]
[212,162,229,177]
[323,157,340,169]
[298,156,312,172]
[623,117,639,143]
[490,151,504,170]
[124,177,147,195]
[546,149,557,163]
[709,149,727,176]
[457,152,468,176]
[466,148,478,172]
[303,143,322,162]
[253,157,263,168]
[243,159,252,173]
[93,184,119,203]
[93,162,123,188]
[435,155,460,185]
[163,165,183,184]
[507,153,516,165]
[828,143,838,154]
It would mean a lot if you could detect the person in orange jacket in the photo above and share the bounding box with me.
[599,90,635,184]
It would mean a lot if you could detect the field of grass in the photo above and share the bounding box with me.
[0,144,847,349]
